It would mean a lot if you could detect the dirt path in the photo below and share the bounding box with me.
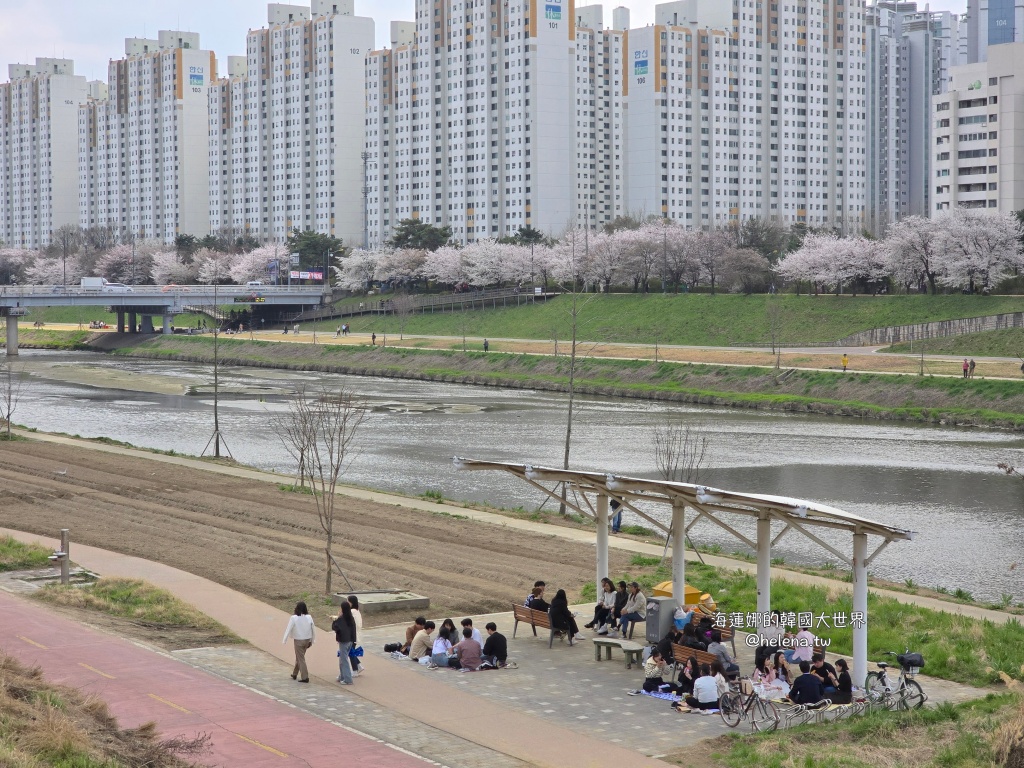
[0,440,628,623]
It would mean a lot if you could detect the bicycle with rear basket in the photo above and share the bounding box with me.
[864,649,927,710]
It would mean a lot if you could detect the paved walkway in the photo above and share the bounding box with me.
[8,428,1020,628]
[0,590,428,768]
[0,531,665,768]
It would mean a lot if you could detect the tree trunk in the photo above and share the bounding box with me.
[325,519,334,595]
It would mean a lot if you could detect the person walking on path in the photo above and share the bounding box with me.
[841,354,849,372]
[610,498,623,534]
[371,333,377,346]
[963,358,970,378]
[969,358,976,379]
[483,339,490,352]
[282,601,315,683]
[332,602,358,685]
[347,595,364,677]
[335,326,341,338]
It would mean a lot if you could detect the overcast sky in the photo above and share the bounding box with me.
[0,0,969,83]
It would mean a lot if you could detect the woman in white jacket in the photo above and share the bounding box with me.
[585,578,618,635]
[282,601,315,683]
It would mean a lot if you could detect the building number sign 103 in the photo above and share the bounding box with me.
[189,66,205,92]
[634,50,649,84]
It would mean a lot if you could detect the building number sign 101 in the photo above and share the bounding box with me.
[634,49,649,83]
[189,66,205,92]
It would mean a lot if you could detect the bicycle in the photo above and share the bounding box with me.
[719,678,781,731]
[864,649,927,710]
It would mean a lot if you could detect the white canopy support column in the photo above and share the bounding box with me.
[671,499,685,606]
[596,493,609,592]
[852,532,869,686]
[756,513,772,614]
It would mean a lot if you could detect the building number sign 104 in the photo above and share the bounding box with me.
[634,49,649,83]
[189,66,205,92]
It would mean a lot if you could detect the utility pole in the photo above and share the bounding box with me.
[361,151,371,250]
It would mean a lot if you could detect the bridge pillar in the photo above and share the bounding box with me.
[116,311,125,334]
[162,315,172,335]
[128,312,137,334]
[5,315,17,357]
[140,315,154,334]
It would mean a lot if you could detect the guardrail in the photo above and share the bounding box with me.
[290,286,553,322]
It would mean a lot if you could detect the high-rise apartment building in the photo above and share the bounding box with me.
[964,0,1024,62]
[866,2,961,233]
[0,59,89,248]
[364,0,629,246]
[208,1,374,246]
[932,41,1024,214]
[625,0,867,232]
[79,32,216,243]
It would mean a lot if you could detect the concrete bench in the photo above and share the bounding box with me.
[593,638,645,669]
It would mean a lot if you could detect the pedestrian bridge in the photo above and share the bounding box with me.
[0,284,326,356]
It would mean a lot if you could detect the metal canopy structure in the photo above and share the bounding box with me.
[453,458,915,684]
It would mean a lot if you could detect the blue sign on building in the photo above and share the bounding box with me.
[989,0,1015,45]
[545,3,561,20]
[634,59,649,76]
[189,73,204,87]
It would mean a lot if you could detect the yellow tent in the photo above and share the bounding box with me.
[652,581,717,611]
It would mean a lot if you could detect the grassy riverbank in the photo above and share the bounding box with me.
[62,334,1024,429]
[18,294,1024,345]
[588,558,1024,686]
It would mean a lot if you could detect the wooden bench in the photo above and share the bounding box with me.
[593,638,645,669]
[671,643,721,674]
[511,603,574,648]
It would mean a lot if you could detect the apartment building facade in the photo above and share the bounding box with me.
[0,59,89,248]
[208,1,374,246]
[932,41,1024,214]
[79,32,216,243]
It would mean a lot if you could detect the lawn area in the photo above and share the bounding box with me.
[585,559,1024,687]
[33,577,241,644]
[314,294,1024,346]
[668,693,1024,768]
[885,327,1024,359]
[0,535,51,571]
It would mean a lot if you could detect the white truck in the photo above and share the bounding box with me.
[80,277,108,290]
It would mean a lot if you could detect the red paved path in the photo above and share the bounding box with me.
[0,591,426,767]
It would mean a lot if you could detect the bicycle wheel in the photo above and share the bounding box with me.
[864,672,888,703]
[719,692,743,727]
[900,679,925,710]
[752,699,781,732]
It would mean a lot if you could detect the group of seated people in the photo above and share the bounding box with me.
[398,616,512,671]
[635,610,853,711]
[526,577,648,641]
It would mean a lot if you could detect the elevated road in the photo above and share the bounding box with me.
[0,284,326,356]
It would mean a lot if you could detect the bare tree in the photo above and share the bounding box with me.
[0,355,25,440]
[281,386,368,594]
[391,292,416,340]
[653,420,711,485]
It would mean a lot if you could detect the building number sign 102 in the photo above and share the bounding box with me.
[189,66,205,92]
[634,49,649,84]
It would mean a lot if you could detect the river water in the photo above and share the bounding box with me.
[8,350,1024,603]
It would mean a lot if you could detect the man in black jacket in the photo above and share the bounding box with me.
[482,622,510,668]
[789,660,825,704]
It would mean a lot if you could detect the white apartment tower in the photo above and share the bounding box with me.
[208,1,374,246]
[365,0,627,246]
[79,32,216,243]
[626,0,868,232]
[0,59,89,248]
[865,2,962,233]
[932,41,1024,214]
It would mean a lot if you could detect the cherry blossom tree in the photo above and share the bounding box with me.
[936,209,1023,292]
[337,249,382,291]
[376,248,426,288]
[694,229,732,295]
[229,245,280,284]
[421,245,469,288]
[26,255,84,285]
[195,249,233,284]
[884,215,945,294]
[152,250,200,285]
[93,243,156,285]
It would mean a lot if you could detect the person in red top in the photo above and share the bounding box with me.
[962,358,970,378]
[454,627,483,671]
